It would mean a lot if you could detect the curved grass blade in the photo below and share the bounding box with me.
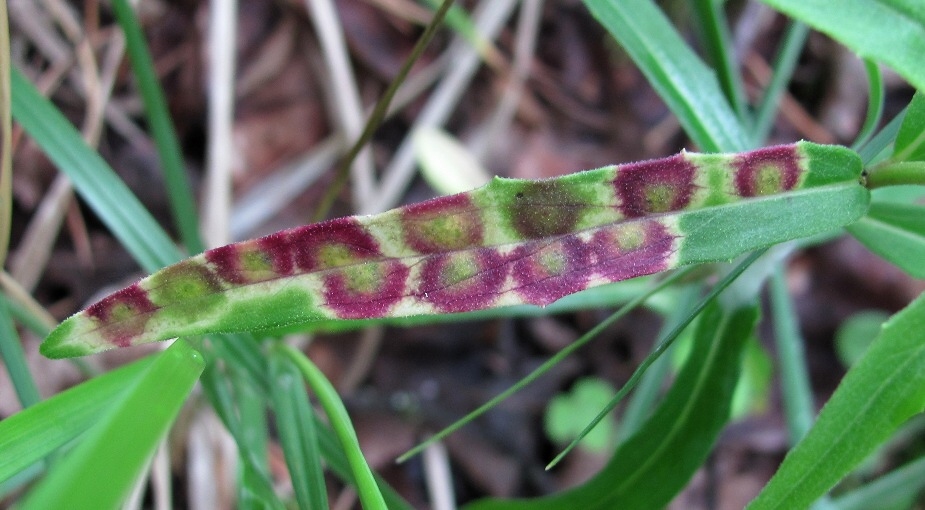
[466,301,759,510]
[41,142,869,358]
[747,289,925,510]
[850,59,884,151]
[283,345,387,510]
[20,340,203,510]
[760,0,925,92]
[583,0,749,152]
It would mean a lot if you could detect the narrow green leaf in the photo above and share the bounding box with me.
[847,202,925,278]
[269,349,328,510]
[835,310,891,368]
[21,340,203,510]
[466,301,759,510]
[760,0,925,92]
[583,0,749,152]
[747,289,925,510]
[10,69,182,272]
[41,143,868,358]
[892,90,925,163]
[0,357,153,483]
[111,0,204,254]
[283,346,387,510]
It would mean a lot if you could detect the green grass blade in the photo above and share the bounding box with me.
[691,0,749,121]
[847,202,925,278]
[0,298,40,408]
[770,265,815,442]
[582,0,750,152]
[849,60,884,151]
[617,283,702,441]
[760,0,925,92]
[111,0,204,254]
[283,346,387,510]
[753,21,810,143]
[747,289,925,510]
[311,413,416,510]
[0,357,154,483]
[269,348,328,510]
[21,340,203,510]
[467,301,759,510]
[10,69,181,272]
[233,371,282,509]
[546,248,766,469]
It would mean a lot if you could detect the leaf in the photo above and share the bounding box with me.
[893,90,925,163]
[583,0,749,153]
[413,127,491,195]
[20,340,203,510]
[465,301,759,510]
[40,142,869,358]
[759,0,925,93]
[847,202,925,278]
[747,289,925,510]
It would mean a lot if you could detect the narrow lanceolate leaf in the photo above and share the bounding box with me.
[41,142,869,358]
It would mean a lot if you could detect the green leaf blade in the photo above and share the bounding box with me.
[21,341,203,510]
[747,290,925,509]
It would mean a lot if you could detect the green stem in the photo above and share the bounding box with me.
[865,161,925,189]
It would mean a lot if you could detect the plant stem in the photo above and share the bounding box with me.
[865,161,925,189]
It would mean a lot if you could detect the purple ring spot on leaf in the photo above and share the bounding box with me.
[85,284,157,347]
[512,235,592,306]
[418,248,509,313]
[401,194,484,253]
[733,144,802,197]
[322,260,410,319]
[614,154,697,217]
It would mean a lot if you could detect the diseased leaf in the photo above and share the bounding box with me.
[40,142,869,358]
[847,202,925,278]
